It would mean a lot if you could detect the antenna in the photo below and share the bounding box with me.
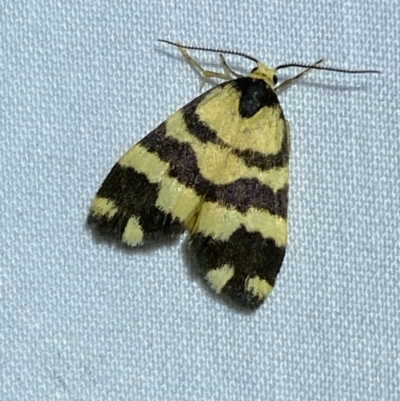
[276,63,380,74]
[158,39,258,63]
[158,39,381,74]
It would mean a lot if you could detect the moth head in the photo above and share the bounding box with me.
[249,63,278,88]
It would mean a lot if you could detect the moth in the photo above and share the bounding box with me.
[88,40,378,309]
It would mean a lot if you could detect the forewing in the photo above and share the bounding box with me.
[87,93,215,246]
[185,77,290,309]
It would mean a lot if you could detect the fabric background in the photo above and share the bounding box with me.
[2,1,399,400]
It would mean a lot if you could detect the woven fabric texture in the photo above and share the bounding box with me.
[2,1,399,400]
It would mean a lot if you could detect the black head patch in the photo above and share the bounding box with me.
[232,78,279,118]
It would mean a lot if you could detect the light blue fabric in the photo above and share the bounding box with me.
[2,1,399,400]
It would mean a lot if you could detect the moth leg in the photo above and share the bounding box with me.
[178,46,232,88]
[275,59,324,93]
[219,54,242,78]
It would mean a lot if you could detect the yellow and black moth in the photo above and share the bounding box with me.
[88,40,379,310]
